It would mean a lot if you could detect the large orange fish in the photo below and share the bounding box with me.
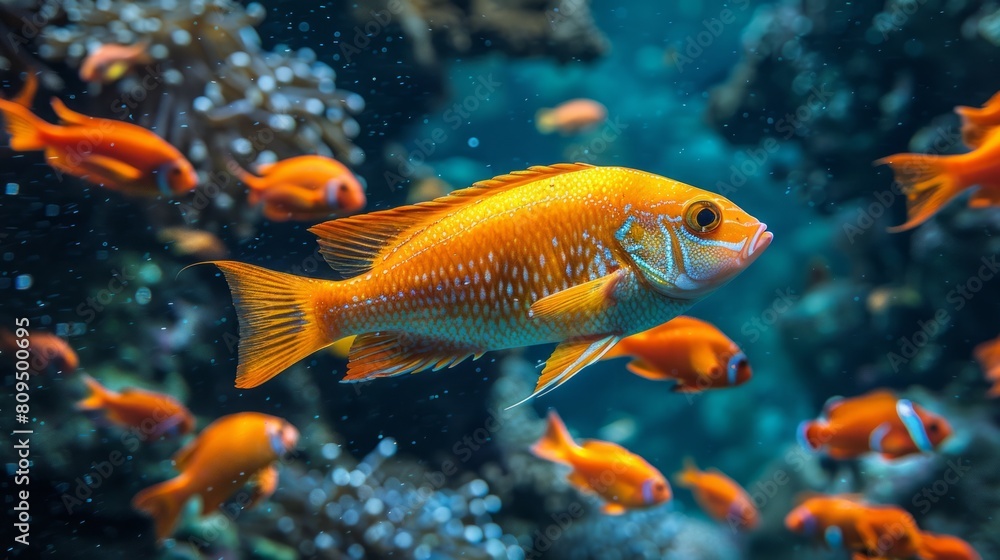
[207,164,771,404]
[675,457,758,530]
[79,42,151,83]
[973,335,1000,398]
[797,390,951,460]
[132,412,298,541]
[0,328,78,374]
[0,94,198,196]
[76,374,194,439]
[785,495,923,559]
[600,315,751,392]
[232,155,366,221]
[955,91,1000,149]
[918,532,982,560]
[535,99,608,135]
[531,411,671,515]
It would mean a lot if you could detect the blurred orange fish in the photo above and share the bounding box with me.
[675,457,758,530]
[132,412,298,541]
[535,99,608,135]
[531,411,671,515]
[973,335,1000,398]
[600,315,751,392]
[785,495,923,559]
[797,389,951,460]
[157,227,228,260]
[233,155,366,221]
[0,328,78,374]
[206,164,771,404]
[955,91,1000,148]
[0,95,198,196]
[918,532,982,560]
[79,42,151,83]
[76,374,194,439]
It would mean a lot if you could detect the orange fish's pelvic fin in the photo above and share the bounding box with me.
[508,334,621,409]
[132,475,190,541]
[601,503,627,515]
[340,331,483,381]
[531,411,579,465]
[209,261,334,388]
[876,154,963,232]
[528,270,624,322]
[76,374,116,410]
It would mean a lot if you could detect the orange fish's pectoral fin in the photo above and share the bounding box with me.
[528,270,626,322]
[507,334,621,409]
[76,153,144,183]
[967,185,1000,208]
[246,465,280,509]
[601,502,627,516]
[341,331,483,382]
[309,163,595,278]
[624,359,664,380]
[50,98,95,126]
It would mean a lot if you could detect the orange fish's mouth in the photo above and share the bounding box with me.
[742,223,772,261]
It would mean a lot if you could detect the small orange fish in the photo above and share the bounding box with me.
[600,315,751,392]
[675,457,758,530]
[918,532,982,560]
[233,155,366,222]
[876,125,1000,232]
[973,336,1000,398]
[76,374,194,439]
[955,91,1000,149]
[132,412,298,541]
[157,227,228,260]
[79,42,152,83]
[0,89,197,196]
[797,390,951,460]
[535,99,608,135]
[531,411,671,515]
[785,495,923,559]
[205,164,770,405]
[0,328,78,374]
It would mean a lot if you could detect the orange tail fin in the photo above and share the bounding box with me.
[208,261,336,388]
[0,97,50,151]
[530,411,579,465]
[875,153,964,232]
[75,374,116,411]
[131,476,190,541]
[674,457,700,488]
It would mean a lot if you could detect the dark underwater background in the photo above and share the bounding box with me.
[2,0,1000,558]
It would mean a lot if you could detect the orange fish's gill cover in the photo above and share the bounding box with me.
[206,164,772,405]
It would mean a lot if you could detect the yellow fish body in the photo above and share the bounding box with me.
[210,164,772,401]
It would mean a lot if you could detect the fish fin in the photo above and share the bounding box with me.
[75,374,117,411]
[132,475,190,542]
[530,410,579,465]
[50,98,96,126]
[228,158,265,191]
[566,470,592,492]
[508,334,621,408]
[76,153,144,183]
[601,503,627,515]
[208,261,334,388]
[968,186,1000,208]
[341,331,481,381]
[959,121,992,149]
[309,163,595,277]
[12,71,38,108]
[528,270,624,322]
[670,383,702,393]
[328,335,356,359]
[796,420,827,452]
[625,359,663,380]
[875,154,964,232]
[255,161,276,175]
[247,465,280,510]
[673,457,699,487]
[534,108,555,134]
[0,97,49,151]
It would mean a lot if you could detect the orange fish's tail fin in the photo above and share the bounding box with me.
[226,158,265,193]
[76,374,117,411]
[530,411,579,465]
[0,96,51,151]
[534,109,556,134]
[208,261,336,388]
[875,153,964,232]
[674,457,701,488]
[132,475,190,541]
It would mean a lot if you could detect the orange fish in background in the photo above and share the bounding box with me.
[973,336,1000,398]
[205,164,771,405]
[955,91,1000,149]
[675,457,758,530]
[531,411,671,515]
[0,328,79,374]
[600,315,751,392]
[157,227,228,260]
[76,374,195,439]
[79,42,152,83]
[132,412,298,541]
[797,389,951,460]
[0,88,198,196]
[918,532,982,560]
[232,155,367,222]
[785,495,923,559]
[535,99,608,135]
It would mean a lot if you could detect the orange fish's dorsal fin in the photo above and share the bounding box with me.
[310,163,596,278]
[674,457,700,487]
[341,331,483,382]
[531,411,579,465]
[528,270,625,323]
[50,97,94,126]
[825,389,896,420]
[76,374,117,410]
[13,71,38,108]
[507,333,620,409]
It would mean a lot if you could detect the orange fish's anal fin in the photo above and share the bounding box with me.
[508,334,621,409]
[341,331,484,382]
[601,502,627,515]
[624,359,663,380]
[528,270,625,322]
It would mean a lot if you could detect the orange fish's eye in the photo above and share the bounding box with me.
[684,200,722,233]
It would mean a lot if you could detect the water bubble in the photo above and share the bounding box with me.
[14,275,32,290]
[277,515,295,533]
[45,204,59,217]
[321,442,341,460]
[135,287,151,305]
[468,137,480,148]
[6,183,19,195]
